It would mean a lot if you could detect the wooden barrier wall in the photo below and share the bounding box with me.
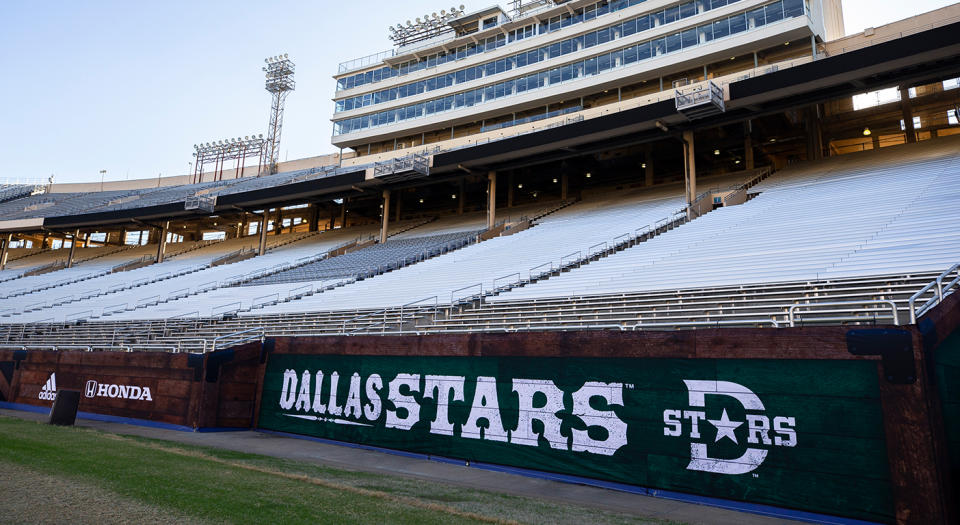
[258,320,960,525]
[0,342,262,430]
[0,297,958,524]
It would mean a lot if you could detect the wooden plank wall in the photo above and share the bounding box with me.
[197,343,264,429]
[9,349,203,428]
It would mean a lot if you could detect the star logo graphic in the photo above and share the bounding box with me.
[708,408,743,444]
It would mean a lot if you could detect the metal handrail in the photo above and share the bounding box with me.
[65,310,94,322]
[529,262,554,280]
[253,293,279,308]
[101,303,127,315]
[211,327,264,352]
[167,288,190,300]
[287,283,313,299]
[451,283,482,305]
[909,262,960,323]
[588,242,608,256]
[211,302,242,317]
[493,272,521,290]
[560,250,581,267]
[137,295,160,306]
[789,300,900,327]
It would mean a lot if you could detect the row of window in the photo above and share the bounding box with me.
[336,0,720,92]
[336,0,758,113]
[333,0,804,136]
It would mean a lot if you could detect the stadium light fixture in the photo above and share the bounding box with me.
[518,184,523,189]
[552,178,558,183]
[419,198,424,203]
[862,127,872,136]
[586,172,593,177]
[640,164,645,169]
[713,149,720,155]
[451,194,457,199]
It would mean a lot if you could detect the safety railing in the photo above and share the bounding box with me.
[909,262,960,323]
[101,303,127,316]
[211,302,242,318]
[65,310,94,322]
[529,262,554,281]
[788,300,900,327]
[560,250,581,268]
[210,327,265,352]
[493,272,521,290]
[252,293,279,309]
[451,283,483,305]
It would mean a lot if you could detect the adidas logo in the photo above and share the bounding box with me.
[38,373,57,401]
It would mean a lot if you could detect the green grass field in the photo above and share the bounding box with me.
[0,416,679,525]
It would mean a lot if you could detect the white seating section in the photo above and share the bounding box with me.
[491,137,960,303]
[2,136,958,337]
[243,185,687,315]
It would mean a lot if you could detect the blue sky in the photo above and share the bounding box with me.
[0,0,956,183]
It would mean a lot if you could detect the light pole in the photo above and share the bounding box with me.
[99,169,107,192]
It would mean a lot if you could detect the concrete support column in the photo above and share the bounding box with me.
[458,179,465,215]
[329,209,337,230]
[644,144,654,186]
[745,135,755,170]
[66,229,79,268]
[274,208,283,235]
[380,189,391,244]
[42,233,49,249]
[507,173,514,208]
[339,201,346,229]
[0,233,11,271]
[561,173,569,201]
[806,105,824,161]
[682,131,697,218]
[156,221,169,264]
[308,205,320,232]
[119,228,127,246]
[394,192,402,222]
[487,171,497,230]
[900,86,917,143]
[258,213,268,256]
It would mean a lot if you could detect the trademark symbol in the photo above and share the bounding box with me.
[624,384,635,389]
[752,474,759,478]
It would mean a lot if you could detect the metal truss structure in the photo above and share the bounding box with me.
[192,136,267,183]
[263,54,295,174]
[388,6,466,47]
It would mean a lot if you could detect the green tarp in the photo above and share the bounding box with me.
[259,355,893,522]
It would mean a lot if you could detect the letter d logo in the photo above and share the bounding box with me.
[85,380,98,398]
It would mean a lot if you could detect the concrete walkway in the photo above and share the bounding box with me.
[1,408,801,525]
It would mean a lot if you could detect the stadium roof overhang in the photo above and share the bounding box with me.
[36,170,369,232]
[430,20,960,174]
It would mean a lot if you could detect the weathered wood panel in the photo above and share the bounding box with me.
[196,343,263,429]
[8,349,203,429]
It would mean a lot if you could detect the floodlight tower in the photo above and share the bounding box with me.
[262,54,295,174]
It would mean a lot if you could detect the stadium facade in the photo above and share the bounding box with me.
[1,2,960,523]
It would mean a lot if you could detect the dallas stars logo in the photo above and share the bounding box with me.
[663,380,797,475]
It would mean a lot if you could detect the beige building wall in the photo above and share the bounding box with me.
[48,152,347,194]
[821,0,845,40]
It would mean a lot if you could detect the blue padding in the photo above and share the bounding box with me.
[255,428,881,525]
